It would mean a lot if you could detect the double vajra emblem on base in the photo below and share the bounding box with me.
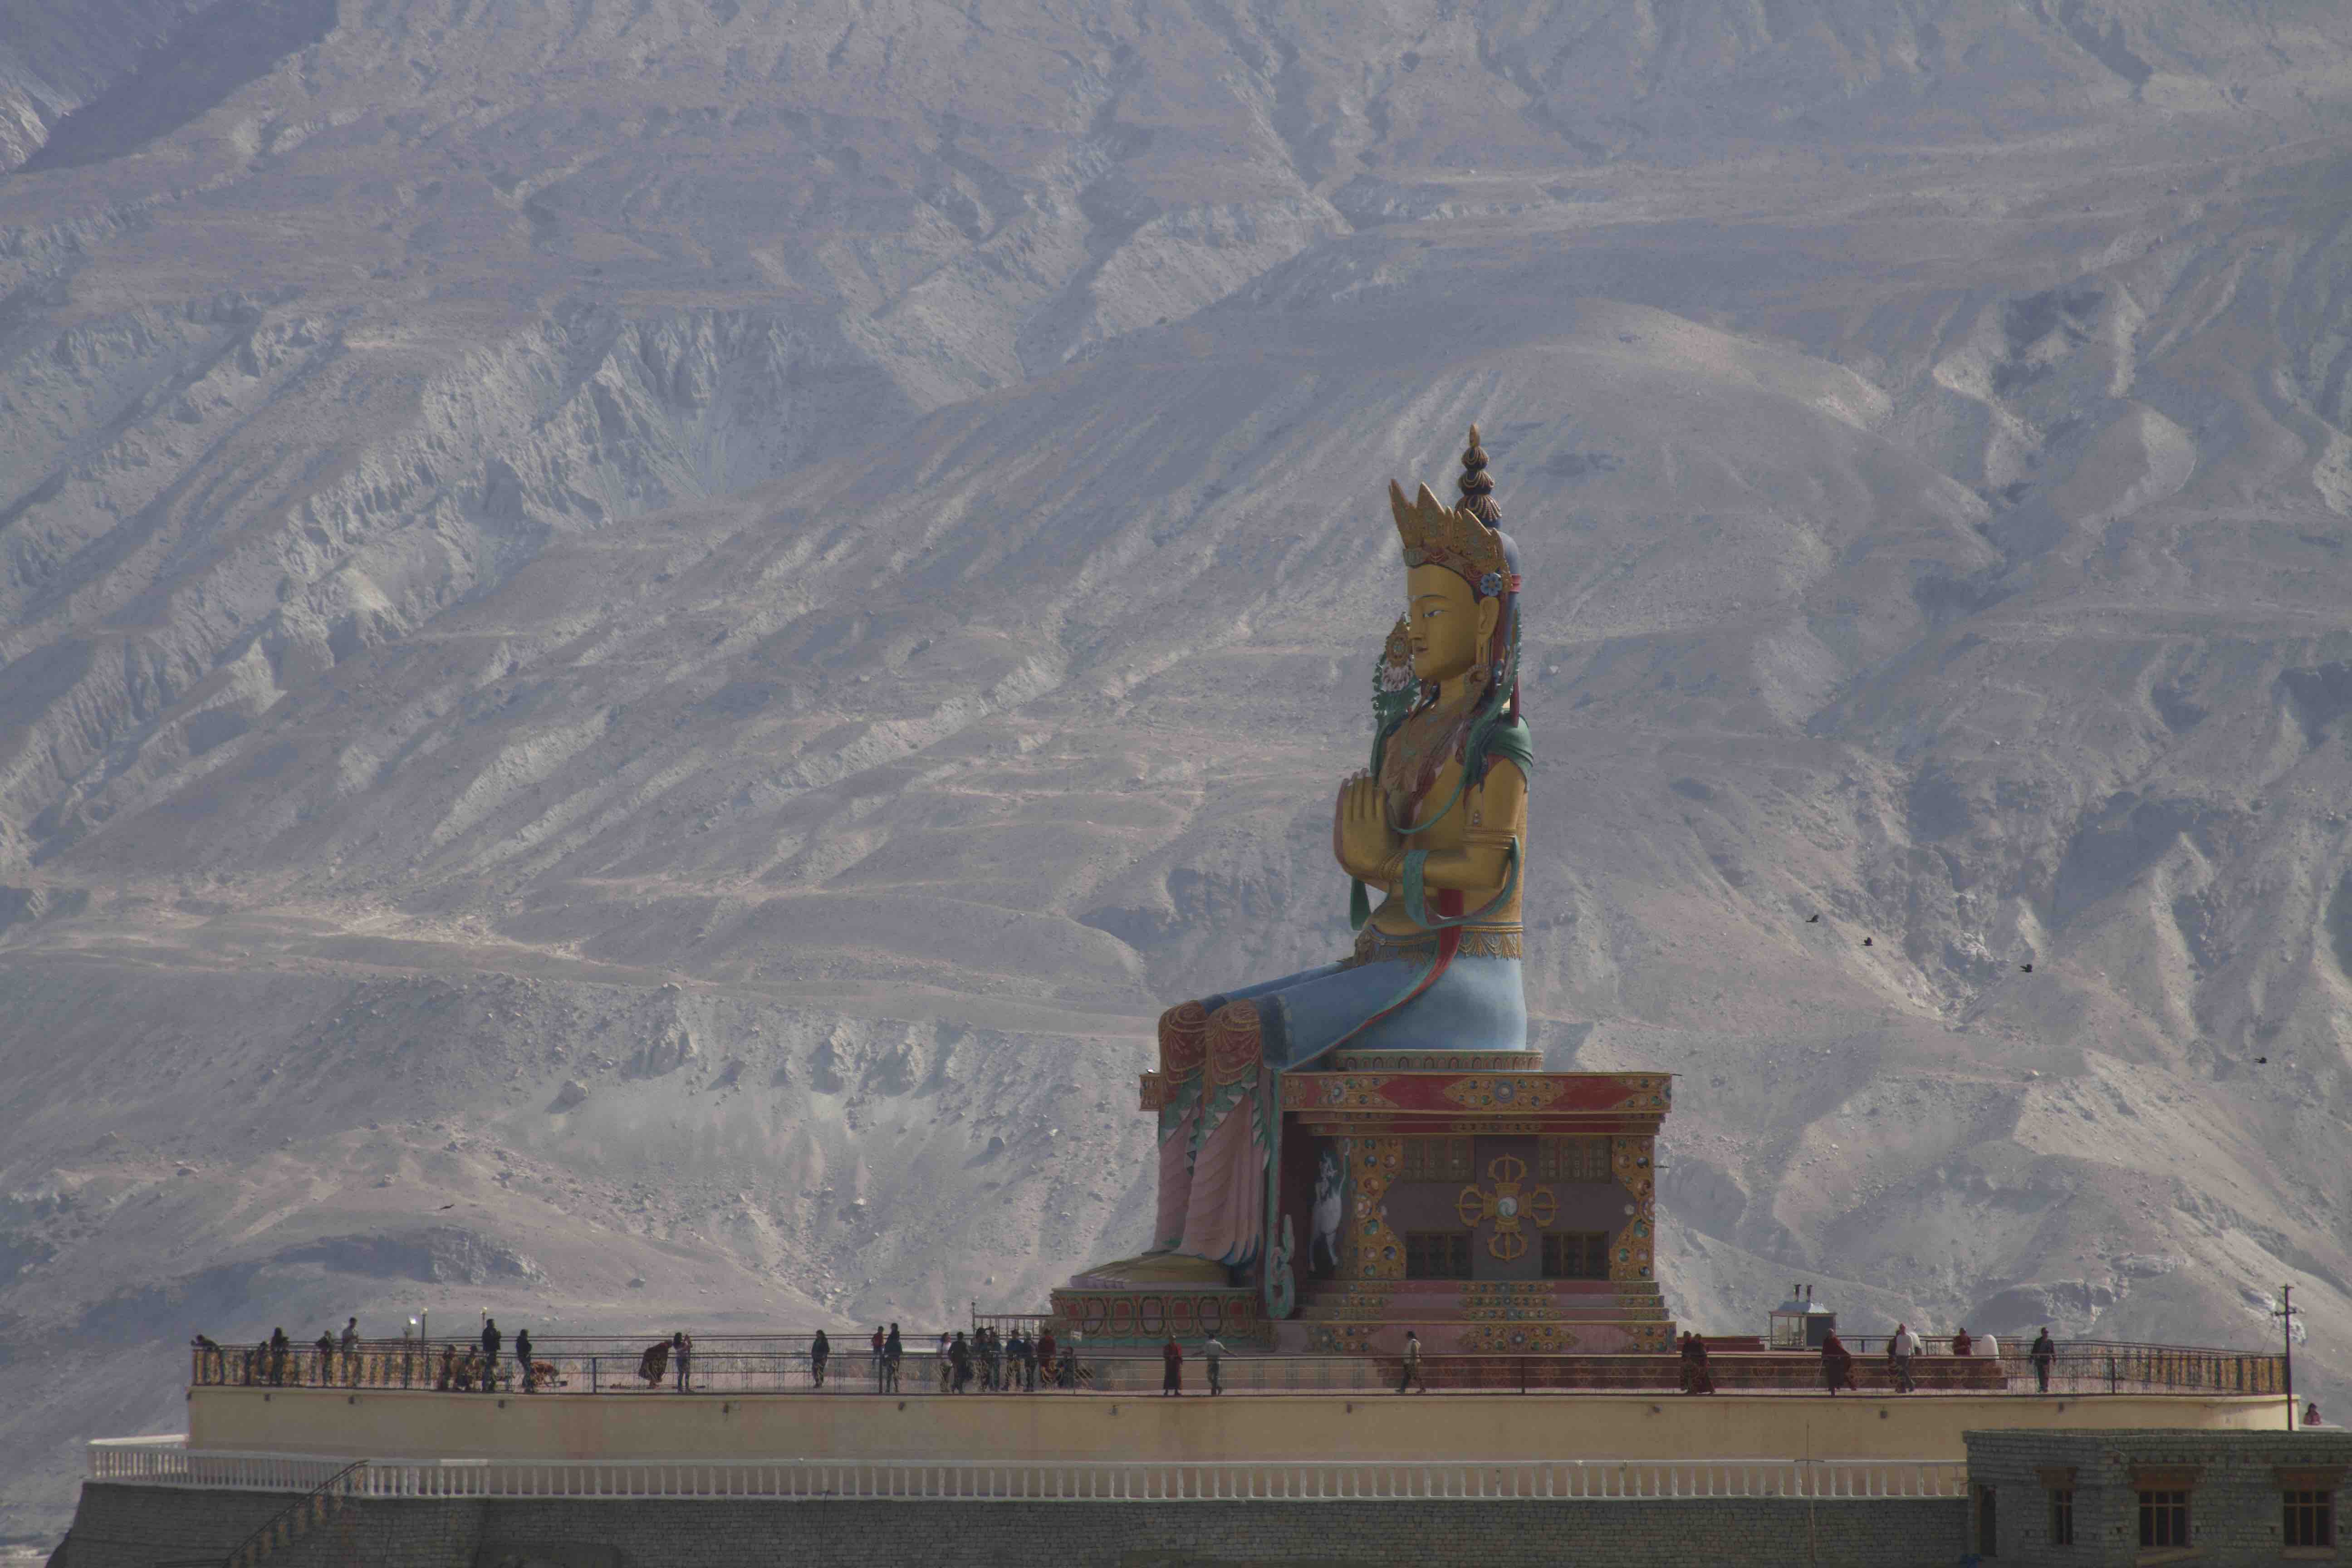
[1455,1156,1557,1262]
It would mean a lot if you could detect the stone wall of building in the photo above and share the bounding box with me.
[1964,1427,2351,1566]
[53,1483,1967,1568]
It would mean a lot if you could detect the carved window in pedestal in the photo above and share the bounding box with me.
[1404,1232,1472,1280]
[1540,1231,1610,1280]
[1400,1138,1473,1183]
[1539,1137,1612,1183]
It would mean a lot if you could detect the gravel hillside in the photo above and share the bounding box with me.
[5,0,2352,1544]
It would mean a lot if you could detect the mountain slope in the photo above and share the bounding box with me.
[5,0,2352,1546]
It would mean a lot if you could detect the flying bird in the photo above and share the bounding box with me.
[1862,937,1873,947]
[1807,914,1819,923]
[439,1202,456,1210]
[2020,963,2034,973]
[2256,1056,2269,1064]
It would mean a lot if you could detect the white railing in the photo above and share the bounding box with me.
[87,1434,195,1481]
[90,1441,1965,1501]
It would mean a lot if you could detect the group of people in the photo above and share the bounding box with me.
[1818,1325,2059,1394]
[942,1324,1073,1392]
[1159,1332,1231,1395]
[801,1323,1083,1392]
[199,1316,2243,1405]
[208,1316,554,1393]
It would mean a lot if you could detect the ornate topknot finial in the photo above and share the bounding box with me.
[1458,424,1499,524]
[1388,422,1514,596]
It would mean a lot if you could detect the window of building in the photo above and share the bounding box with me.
[2138,1490,2189,1550]
[2035,1467,2077,1548]
[2283,1490,2335,1549]
[1539,1137,1612,1183]
[1400,1138,1472,1184]
[1540,1231,1610,1280]
[1404,1231,1470,1280]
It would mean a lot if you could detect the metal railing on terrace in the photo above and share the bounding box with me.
[186,1336,2284,1398]
[89,1440,1968,1502]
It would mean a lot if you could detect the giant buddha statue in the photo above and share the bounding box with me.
[1084,428,1534,1292]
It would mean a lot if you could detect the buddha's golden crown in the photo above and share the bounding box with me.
[1388,425,1515,595]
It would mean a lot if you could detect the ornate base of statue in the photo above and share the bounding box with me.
[1052,1047,1675,1353]
[1051,430,1675,1359]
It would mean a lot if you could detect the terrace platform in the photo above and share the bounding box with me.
[180,1383,2284,1472]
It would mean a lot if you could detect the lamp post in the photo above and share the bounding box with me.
[2274,1284,2300,1431]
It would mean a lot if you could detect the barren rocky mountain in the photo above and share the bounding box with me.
[5,0,2352,1544]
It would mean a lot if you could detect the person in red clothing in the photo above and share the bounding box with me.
[1036,1328,1058,1391]
[1820,1331,1855,1395]
[1950,1327,1973,1358]
[1161,1335,1182,1396]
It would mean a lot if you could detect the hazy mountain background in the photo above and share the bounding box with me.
[5,0,2352,1544]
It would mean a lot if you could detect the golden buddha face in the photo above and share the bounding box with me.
[1406,564,1499,685]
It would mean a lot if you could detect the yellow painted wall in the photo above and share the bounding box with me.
[190,1387,2282,1465]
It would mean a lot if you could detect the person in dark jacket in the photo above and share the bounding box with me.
[1161,1335,1183,1396]
[811,1329,831,1389]
[514,1328,534,1392]
[2030,1328,2056,1392]
[950,1331,972,1392]
[480,1319,502,1392]
[1679,1332,1715,1395]
[883,1323,903,1393]
[672,1331,692,1392]
[1820,1331,1854,1395]
[268,1327,290,1387]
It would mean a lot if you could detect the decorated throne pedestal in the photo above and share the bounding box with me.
[1051,1049,1675,1357]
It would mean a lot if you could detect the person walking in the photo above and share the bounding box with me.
[1396,1329,1425,1394]
[269,1326,290,1387]
[1679,1332,1715,1395]
[672,1331,693,1392]
[339,1317,360,1384]
[1820,1330,1854,1395]
[1036,1327,1058,1392]
[1161,1334,1183,1396]
[871,1326,886,1390]
[313,1328,336,1384]
[1009,1328,1030,1392]
[811,1329,831,1390]
[1890,1323,1921,1393]
[950,1331,972,1392]
[883,1323,903,1393]
[480,1318,502,1393]
[514,1327,534,1392]
[2030,1328,2056,1393]
[1203,1333,1226,1396]
[937,1332,953,1393]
